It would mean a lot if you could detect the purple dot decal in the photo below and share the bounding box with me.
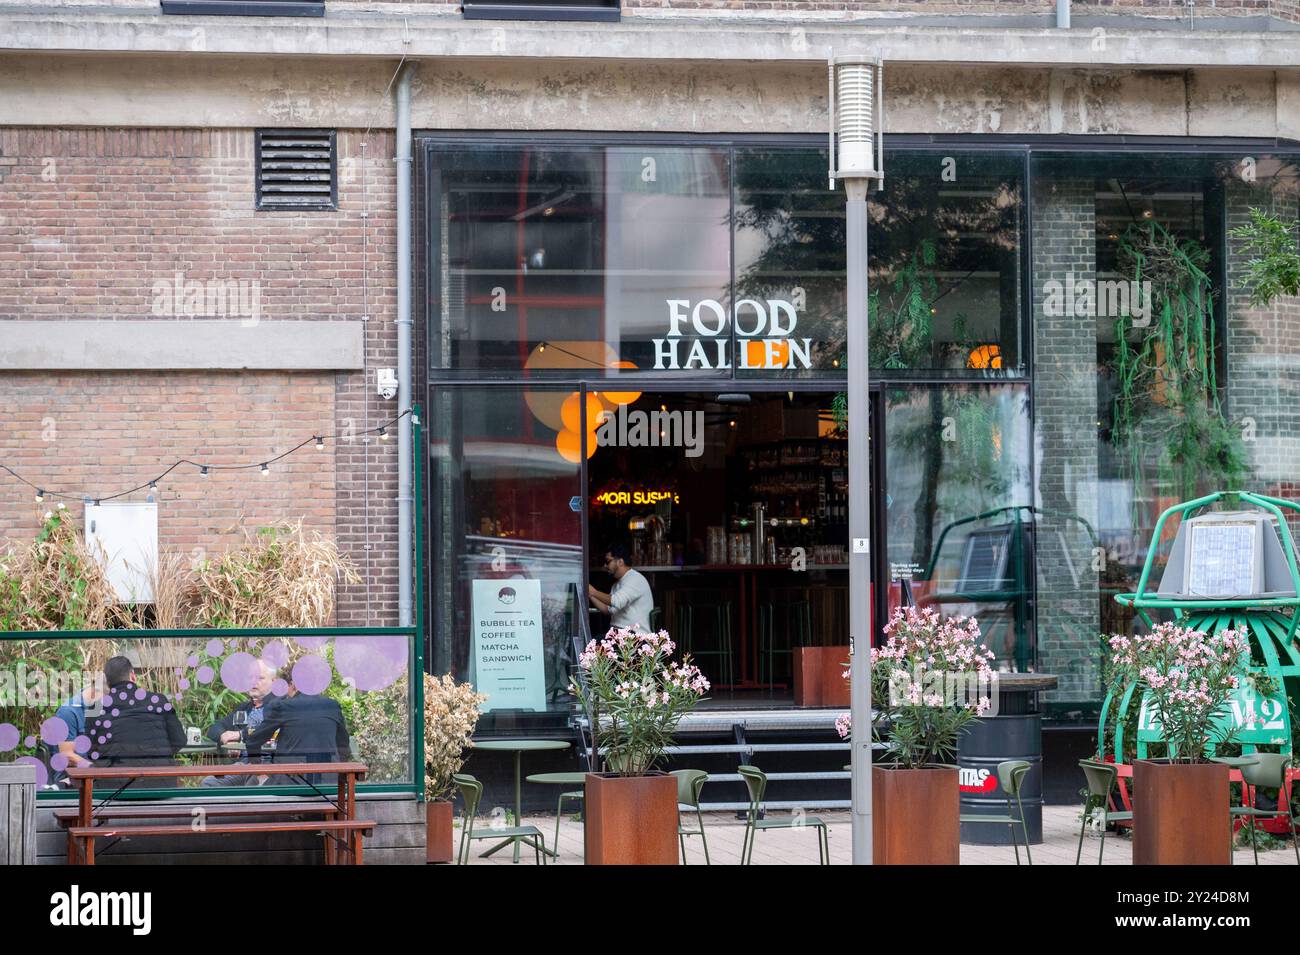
[0,724,18,752]
[175,694,183,702]
[90,751,99,760]
[24,736,35,748]
[187,654,199,667]
[106,733,112,739]
[220,652,261,694]
[335,636,407,691]
[40,716,70,746]
[164,703,172,711]
[205,638,225,657]
[102,720,111,728]
[178,678,190,691]
[97,736,106,744]
[119,692,128,701]
[150,695,159,704]
[50,754,69,772]
[174,668,183,676]
[134,688,147,701]
[111,708,120,717]
[262,639,290,669]
[196,665,215,685]
[146,706,154,712]
[270,678,289,697]
[294,635,329,651]
[292,654,331,695]
[15,756,47,789]
[73,735,90,754]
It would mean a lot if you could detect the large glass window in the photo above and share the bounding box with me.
[1029,150,1300,719]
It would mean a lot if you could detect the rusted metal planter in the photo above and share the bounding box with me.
[584,772,678,865]
[1133,760,1230,865]
[425,799,454,864]
[873,764,960,865]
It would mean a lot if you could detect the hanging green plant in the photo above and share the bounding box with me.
[1110,221,1248,500]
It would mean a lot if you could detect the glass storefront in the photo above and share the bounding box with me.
[422,134,1300,732]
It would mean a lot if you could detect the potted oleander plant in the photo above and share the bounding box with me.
[1105,623,1249,864]
[838,606,995,864]
[423,673,486,864]
[571,627,709,865]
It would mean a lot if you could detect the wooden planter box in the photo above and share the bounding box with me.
[425,800,454,864]
[585,772,678,865]
[1133,760,1230,865]
[793,646,851,707]
[873,764,960,865]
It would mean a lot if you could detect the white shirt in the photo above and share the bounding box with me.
[609,568,654,631]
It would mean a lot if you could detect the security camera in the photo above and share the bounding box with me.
[377,368,398,400]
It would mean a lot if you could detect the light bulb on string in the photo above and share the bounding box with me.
[34,489,44,503]
[260,463,270,477]
[200,466,209,478]
[379,427,389,442]
[315,436,325,450]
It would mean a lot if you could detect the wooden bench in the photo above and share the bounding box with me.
[66,761,371,865]
[67,818,376,866]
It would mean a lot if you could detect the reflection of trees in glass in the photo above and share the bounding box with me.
[1110,221,1247,504]
[733,152,1019,373]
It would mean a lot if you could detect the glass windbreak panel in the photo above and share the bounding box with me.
[427,143,731,379]
[1028,151,1300,720]
[868,150,1026,377]
[882,383,1034,671]
[0,634,414,792]
[733,147,847,378]
[427,386,583,729]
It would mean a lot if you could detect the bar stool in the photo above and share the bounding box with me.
[676,596,734,687]
[758,597,812,690]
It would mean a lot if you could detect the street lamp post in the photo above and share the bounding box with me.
[829,55,884,866]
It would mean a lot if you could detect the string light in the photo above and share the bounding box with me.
[0,409,413,504]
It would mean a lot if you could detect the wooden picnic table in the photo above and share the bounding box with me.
[65,761,372,865]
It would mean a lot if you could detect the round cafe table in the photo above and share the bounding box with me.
[473,739,571,863]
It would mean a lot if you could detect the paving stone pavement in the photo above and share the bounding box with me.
[462,804,1300,865]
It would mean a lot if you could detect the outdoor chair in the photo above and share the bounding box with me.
[671,768,710,864]
[958,759,1033,864]
[1076,759,1132,865]
[1230,753,1300,865]
[737,764,829,865]
[452,773,548,865]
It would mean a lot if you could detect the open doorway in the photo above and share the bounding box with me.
[584,389,885,705]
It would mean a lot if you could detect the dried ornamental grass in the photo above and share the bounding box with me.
[191,521,359,628]
[0,507,122,632]
[423,673,486,801]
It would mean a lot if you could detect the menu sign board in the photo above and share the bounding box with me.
[471,578,546,712]
[1187,521,1257,597]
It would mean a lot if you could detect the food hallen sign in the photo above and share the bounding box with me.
[652,298,813,370]
[471,578,546,712]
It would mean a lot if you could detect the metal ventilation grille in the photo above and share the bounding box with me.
[256,129,337,211]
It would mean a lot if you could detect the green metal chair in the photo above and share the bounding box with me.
[1230,753,1300,865]
[452,773,548,865]
[1076,759,1133,865]
[671,769,710,865]
[958,759,1033,865]
[737,765,829,865]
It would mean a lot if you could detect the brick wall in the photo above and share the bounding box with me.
[1031,177,1103,708]
[0,128,401,625]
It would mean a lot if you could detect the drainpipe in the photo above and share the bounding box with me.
[396,61,415,628]
[1057,0,1070,28]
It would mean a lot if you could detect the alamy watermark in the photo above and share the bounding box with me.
[1041,272,1151,326]
[888,667,1000,716]
[594,404,705,459]
[150,271,262,325]
[0,666,104,711]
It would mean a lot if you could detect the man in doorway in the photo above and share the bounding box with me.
[589,541,654,631]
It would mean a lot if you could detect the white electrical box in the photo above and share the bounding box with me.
[84,502,158,603]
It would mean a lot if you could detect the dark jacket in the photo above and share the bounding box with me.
[87,681,186,786]
[244,693,351,784]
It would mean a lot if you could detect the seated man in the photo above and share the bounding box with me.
[86,655,186,787]
[201,659,277,788]
[51,676,105,787]
[243,676,351,788]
